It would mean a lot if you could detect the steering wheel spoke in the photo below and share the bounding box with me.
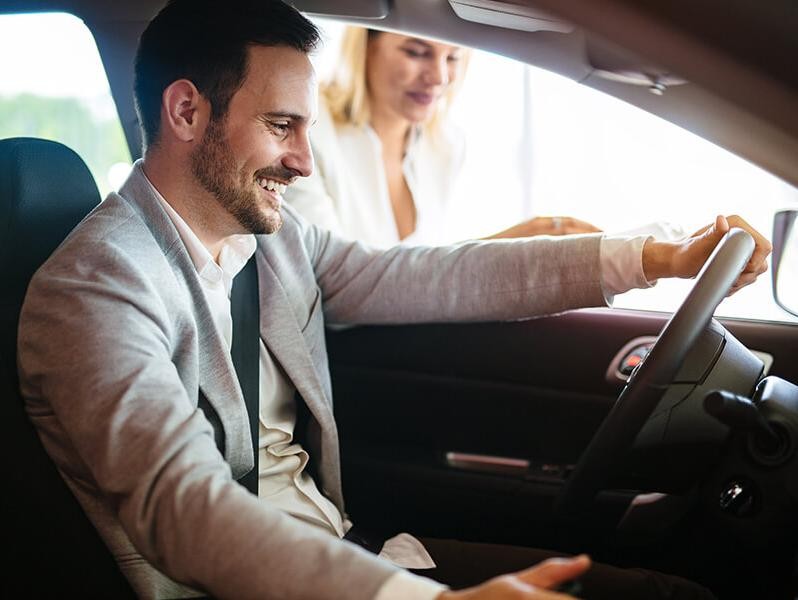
[556,229,757,518]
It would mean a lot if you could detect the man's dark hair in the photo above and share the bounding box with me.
[134,0,320,150]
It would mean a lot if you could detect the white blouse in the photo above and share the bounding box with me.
[285,98,465,248]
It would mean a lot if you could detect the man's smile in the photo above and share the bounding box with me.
[257,177,288,195]
[256,177,288,212]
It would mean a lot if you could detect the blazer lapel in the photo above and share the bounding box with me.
[255,248,343,506]
[171,252,253,478]
[255,249,335,429]
[118,163,253,478]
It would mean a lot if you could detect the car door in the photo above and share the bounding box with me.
[328,306,798,548]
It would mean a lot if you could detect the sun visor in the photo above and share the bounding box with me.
[289,0,389,19]
[448,0,573,33]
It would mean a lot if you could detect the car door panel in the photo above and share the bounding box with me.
[327,307,798,547]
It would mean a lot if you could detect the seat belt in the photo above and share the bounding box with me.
[230,254,260,494]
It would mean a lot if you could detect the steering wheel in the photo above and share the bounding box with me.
[556,228,755,518]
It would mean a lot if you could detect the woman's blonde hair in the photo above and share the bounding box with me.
[322,26,469,137]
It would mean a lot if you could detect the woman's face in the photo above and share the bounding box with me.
[366,32,463,127]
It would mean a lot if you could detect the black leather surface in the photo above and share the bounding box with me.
[0,137,100,359]
[0,137,135,598]
[326,310,798,548]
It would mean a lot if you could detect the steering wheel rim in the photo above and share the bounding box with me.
[556,228,755,518]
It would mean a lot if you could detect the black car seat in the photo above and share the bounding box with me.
[0,137,136,598]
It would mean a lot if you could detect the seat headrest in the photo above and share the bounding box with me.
[0,137,101,360]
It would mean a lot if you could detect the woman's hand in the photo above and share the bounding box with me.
[487,216,602,239]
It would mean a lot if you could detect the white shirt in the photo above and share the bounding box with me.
[286,100,465,248]
[150,181,445,599]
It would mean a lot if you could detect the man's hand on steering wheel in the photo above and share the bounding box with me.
[641,214,772,293]
[559,224,760,517]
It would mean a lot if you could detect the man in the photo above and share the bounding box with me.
[17,1,770,599]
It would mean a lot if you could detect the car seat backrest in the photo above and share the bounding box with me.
[0,137,101,358]
[0,137,135,597]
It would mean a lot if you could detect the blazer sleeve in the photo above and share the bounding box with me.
[285,204,610,325]
[17,242,398,600]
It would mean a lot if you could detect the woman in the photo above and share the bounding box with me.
[285,26,599,247]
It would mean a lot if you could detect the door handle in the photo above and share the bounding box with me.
[445,451,529,475]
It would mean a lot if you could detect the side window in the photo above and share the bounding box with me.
[0,12,132,197]
[447,50,528,240]
[312,22,798,324]
[521,67,798,323]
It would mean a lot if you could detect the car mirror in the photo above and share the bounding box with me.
[772,209,798,317]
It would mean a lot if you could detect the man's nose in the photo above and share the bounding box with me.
[283,132,313,178]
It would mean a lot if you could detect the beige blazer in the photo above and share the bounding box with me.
[18,162,606,599]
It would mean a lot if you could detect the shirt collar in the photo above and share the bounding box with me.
[141,171,257,293]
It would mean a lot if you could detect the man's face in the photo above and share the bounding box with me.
[191,45,316,234]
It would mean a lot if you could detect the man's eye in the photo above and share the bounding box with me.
[267,121,290,137]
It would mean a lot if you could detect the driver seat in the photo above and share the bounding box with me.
[0,137,136,597]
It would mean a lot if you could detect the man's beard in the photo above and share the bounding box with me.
[190,118,282,235]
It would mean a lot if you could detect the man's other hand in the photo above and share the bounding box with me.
[642,214,772,294]
[435,554,590,599]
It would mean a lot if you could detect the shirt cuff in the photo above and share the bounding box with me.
[373,571,448,600]
[599,234,657,304]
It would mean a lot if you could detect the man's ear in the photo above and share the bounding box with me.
[161,79,208,143]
